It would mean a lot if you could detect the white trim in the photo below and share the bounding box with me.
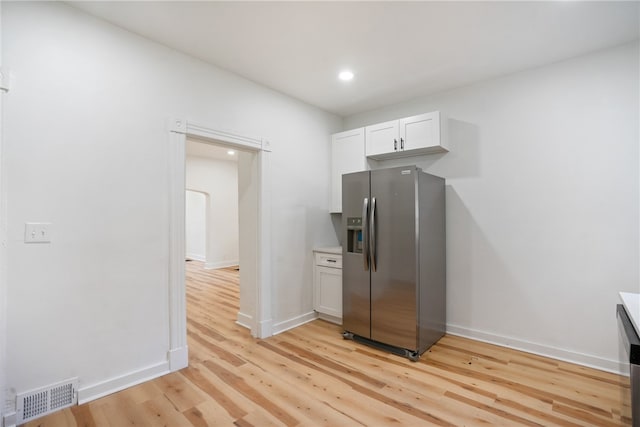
[2,413,16,427]
[168,117,188,134]
[446,324,627,375]
[185,253,205,262]
[168,346,188,372]
[186,121,263,151]
[204,260,239,270]
[272,311,317,335]
[77,361,169,404]
[316,312,342,325]
[168,118,273,358]
[255,149,273,338]
[168,130,188,358]
[256,319,274,338]
[236,311,253,330]
[0,4,7,421]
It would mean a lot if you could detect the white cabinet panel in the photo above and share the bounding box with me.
[400,112,439,151]
[365,120,399,158]
[314,267,342,319]
[331,128,365,213]
[365,111,448,160]
[313,250,342,324]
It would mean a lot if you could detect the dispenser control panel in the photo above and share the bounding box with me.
[347,217,363,254]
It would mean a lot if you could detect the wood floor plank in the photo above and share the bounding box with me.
[154,372,207,412]
[140,395,194,427]
[179,365,248,420]
[200,358,299,426]
[182,401,235,427]
[97,394,152,427]
[235,357,365,426]
[69,404,96,427]
[24,261,631,426]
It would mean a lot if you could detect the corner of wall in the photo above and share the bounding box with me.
[272,312,317,335]
[236,311,253,331]
[168,346,188,372]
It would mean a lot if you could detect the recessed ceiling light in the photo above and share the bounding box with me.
[227,150,235,155]
[338,70,354,81]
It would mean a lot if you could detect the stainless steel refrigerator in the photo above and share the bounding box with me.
[342,166,445,361]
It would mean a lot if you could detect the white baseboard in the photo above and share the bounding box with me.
[2,412,16,427]
[168,346,189,371]
[204,259,239,270]
[446,324,627,375]
[236,311,273,338]
[77,361,170,404]
[256,318,273,338]
[272,311,317,335]
[317,312,342,325]
[185,253,205,262]
[236,311,252,330]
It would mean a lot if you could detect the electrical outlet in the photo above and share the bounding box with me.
[24,223,51,243]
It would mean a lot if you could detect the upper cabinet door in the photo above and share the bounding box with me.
[365,111,448,160]
[331,128,365,213]
[365,120,399,158]
[399,112,440,152]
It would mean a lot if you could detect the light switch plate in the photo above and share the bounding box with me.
[24,223,51,243]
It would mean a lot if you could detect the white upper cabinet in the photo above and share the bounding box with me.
[364,120,399,158]
[365,111,448,160]
[331,128,365,213]
[330,111,446,212]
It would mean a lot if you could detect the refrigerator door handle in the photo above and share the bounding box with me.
[370,197,377,272]
[362,197,369,271]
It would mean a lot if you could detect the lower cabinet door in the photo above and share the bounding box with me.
[314,266,342,319]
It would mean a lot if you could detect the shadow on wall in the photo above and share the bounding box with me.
[368,118,480,180]
[443,119,481,179]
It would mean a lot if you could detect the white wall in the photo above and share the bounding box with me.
[185,150,239,269]
[185,190,207,262]
[2,1,340,409]
[345,42,639,372]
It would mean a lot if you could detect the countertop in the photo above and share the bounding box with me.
[313,246,342,255]
[620,292,640,337]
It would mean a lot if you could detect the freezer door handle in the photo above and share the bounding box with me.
[370,197,377,272]
[362,197,369,271]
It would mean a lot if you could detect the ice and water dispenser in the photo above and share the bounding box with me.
[347,217,363,254]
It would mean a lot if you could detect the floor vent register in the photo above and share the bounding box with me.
[16,378,78,424]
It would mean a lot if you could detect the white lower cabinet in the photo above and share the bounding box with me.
[313,249,342,324]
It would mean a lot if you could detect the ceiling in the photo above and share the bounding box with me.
[69,1,639,117]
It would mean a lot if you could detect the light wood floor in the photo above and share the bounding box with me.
[25,261,631,426]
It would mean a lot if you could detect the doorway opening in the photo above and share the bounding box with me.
[184,139,242,365]
[167,119,273,373]
[185,139,239,270]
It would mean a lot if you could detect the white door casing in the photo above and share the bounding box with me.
[167,118,273,372]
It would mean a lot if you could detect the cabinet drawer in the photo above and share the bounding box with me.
[315,253,342,268]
